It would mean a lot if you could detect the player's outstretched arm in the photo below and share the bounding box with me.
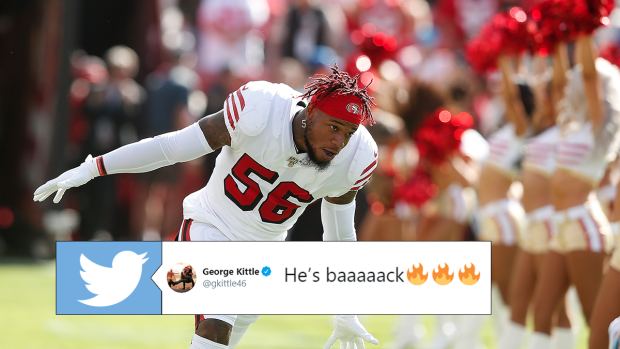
[324,315,379,349]
[322,191,358,241]
[34,111,229,203]
[198,109,231,148]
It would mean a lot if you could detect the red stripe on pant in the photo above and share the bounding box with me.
[177,219,194,241]
[195,315,205,329]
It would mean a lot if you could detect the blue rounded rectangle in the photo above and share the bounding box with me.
[56,242,162,315]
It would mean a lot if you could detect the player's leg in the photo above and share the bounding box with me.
[175,219,238,348]
[228,315,260,349]
[192,315,236,348]
[175,219,189,241]
[588,254,620,349]
[176,219,231,242]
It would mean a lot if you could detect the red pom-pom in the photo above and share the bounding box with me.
[412,109,474,164]
[467,0,615,73]
[532,0,614,41]
[465,34,500,73]
[466,8,530,73]
[600,43,620,67]
[400,109,475,207]
[569,0,614,33]
[392,167,438,208]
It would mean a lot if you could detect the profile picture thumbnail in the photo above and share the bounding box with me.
[167,262,197,293]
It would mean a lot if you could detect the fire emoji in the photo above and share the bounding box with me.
[407,263,428,285]
[433,263,454,285]
[459,263,481,285]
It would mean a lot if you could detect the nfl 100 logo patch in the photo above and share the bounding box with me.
[287,156,299,167]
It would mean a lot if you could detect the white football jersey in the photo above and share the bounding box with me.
[183,81,378,241]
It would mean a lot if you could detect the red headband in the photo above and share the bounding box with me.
[311,93,364,125]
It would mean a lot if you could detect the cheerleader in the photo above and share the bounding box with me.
[596,158,620,219]
[589,168,620,348]
[476,54,531,308]
[404,81,483,243]
[498,44,573,349]
[527,34,620,349]
[415,127,481,243]
[387,81,486,349]
[358,108,417,241]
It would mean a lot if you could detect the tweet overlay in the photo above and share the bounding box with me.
[56,241,490,315]
[157,241,491,314]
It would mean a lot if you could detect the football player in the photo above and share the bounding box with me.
[34,65,379,349]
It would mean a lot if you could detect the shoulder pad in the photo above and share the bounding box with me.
[223,81,280,136]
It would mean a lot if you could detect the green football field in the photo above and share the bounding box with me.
[0,262,588,349]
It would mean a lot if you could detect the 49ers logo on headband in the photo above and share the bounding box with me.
[312,93,366,125]
[346,103,362,115]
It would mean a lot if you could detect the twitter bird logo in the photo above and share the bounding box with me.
[79,251,149,307]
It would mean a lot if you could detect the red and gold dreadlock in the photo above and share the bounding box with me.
[300,63,376,125]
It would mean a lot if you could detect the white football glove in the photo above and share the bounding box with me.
[33,155,100,203]
[324,315,379,349]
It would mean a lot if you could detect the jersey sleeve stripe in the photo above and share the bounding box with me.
[354,168,375,185]
[360,159,377,176]
[351,175,373,190]
[235,89,246,111]
[231,94,240,122]
[350,183,365,191]
[225,96,236,130]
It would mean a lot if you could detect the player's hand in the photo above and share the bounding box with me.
[33,155,99,203]
[324,315,379,349]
